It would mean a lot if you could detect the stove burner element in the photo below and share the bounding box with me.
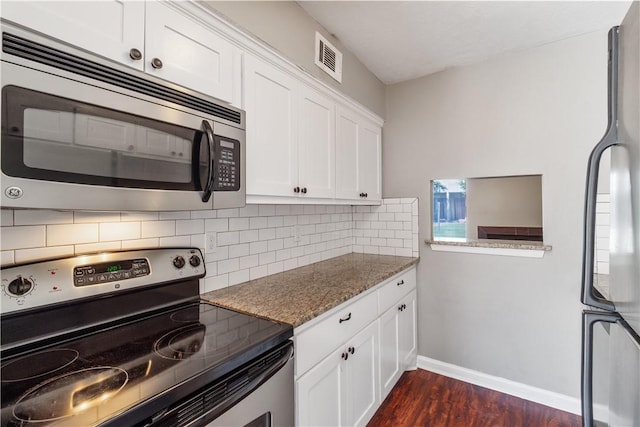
[169,305,201,323]
[1,349,79,383]
[13,367,128,423]
[154,324,206,360]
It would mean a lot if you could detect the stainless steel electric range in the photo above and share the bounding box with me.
[0,248,293,427]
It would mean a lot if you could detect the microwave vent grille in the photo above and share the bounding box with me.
[2,32,242,126]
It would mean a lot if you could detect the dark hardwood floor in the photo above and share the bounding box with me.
[367,369,582,427]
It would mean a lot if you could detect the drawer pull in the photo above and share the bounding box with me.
[397,279,405,286]
[348,346,355,355]
[341,352,349,360]
[339,312,352,324]
[398,303,407,312]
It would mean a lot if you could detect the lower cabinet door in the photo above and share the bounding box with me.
[345,322,380,427]
[296,346,345,427]
[379,302,401,400]
[399,290,418,369]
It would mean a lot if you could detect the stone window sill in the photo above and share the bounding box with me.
[425,238,552,258]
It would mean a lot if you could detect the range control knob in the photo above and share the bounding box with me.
[7,276,33,296]
[189,255,201,267]
[172,256,186,269]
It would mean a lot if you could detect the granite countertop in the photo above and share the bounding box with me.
[202,253,419,328]
[425,238,552,251]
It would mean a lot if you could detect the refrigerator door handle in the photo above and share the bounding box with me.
[581,310,621,427]
[581,26,619,311]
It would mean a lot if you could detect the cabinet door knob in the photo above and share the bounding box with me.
[301,187,307,194]
[339,312,352,323]
[348,346,355,354]
[398,305,404,312]
[397,279,405,286]
[341,352,349,360]
[129,48,142,61]
[364,193,368,198]
[151,57,163,69]
[294,186,300,193]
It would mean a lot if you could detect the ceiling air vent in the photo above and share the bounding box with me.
[315,32,342,83]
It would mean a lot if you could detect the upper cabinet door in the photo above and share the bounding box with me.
[358,120,382,202]
[1,1,145,70]
[144,2,236,103]
[299,87,336,199]
[244,55,299,198]
[335,106,360,200]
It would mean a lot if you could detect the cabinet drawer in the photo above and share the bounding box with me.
[296,291,377,376]
[378,268,416,314]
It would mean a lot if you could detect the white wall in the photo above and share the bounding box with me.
[383,30,609,398]
[201,1,386,118]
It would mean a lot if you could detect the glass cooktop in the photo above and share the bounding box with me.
[0,302,291,427]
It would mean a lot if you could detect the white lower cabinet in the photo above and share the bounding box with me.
[379,289,417,400]
[296,322,378,427]
[295,267,417,427]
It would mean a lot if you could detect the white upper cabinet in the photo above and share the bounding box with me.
[244,56,337,201]
[244,55,299,198]
[144,2,236,103]
[336,106,382,203]
[2,1,238,104]
[1,1,145,70]
[298,87,336,199]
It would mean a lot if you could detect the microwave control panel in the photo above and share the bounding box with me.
[214,136,241,191]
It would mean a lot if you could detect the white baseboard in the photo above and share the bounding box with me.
[417,355,608,421]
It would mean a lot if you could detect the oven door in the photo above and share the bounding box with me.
[1,61,223,211]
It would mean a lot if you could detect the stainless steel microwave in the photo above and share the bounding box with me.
[1,24,245,211]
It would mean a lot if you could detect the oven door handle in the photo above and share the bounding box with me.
[201,120,215,203]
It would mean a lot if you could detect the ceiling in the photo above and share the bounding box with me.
[298,1,632,85]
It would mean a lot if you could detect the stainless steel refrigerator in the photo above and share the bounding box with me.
[581,2,640,427]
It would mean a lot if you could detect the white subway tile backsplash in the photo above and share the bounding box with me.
[1,210,14,227]
[176,220,204,235]
[250,217,268,230]
[190,210,217,219]
[259,251,276,265]
[3,198,418,278]
[229,218,250,231]
[229,269,250,286]
[258,228,276,241]
[75,241,121,254]
[239,254,259,269]
[15,245,74,263]
[100,222,140,242]
[218,231,240,246]
[250,241,268,255]
[159,235,191,247]
[159,211,191,220]
[122,212,159,222]
[121,238,159,250]
[142,221,175,238]
[259,205,276,216]
[229,243,250,258]
[15,210,73,226]
[3,225,46,250]
[250,265,268,280]
[205,218,229,232]
[1,251,15,265]
[217,208,240,218]
[218,258,240,275]
[48,224,96,246]
[239,230,259,243]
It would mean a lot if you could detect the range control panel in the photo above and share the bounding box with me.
[1,248,206,314]
[74,259,149,286]
[214,136,241,191]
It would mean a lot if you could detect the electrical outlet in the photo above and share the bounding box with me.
[205,232,217,253]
